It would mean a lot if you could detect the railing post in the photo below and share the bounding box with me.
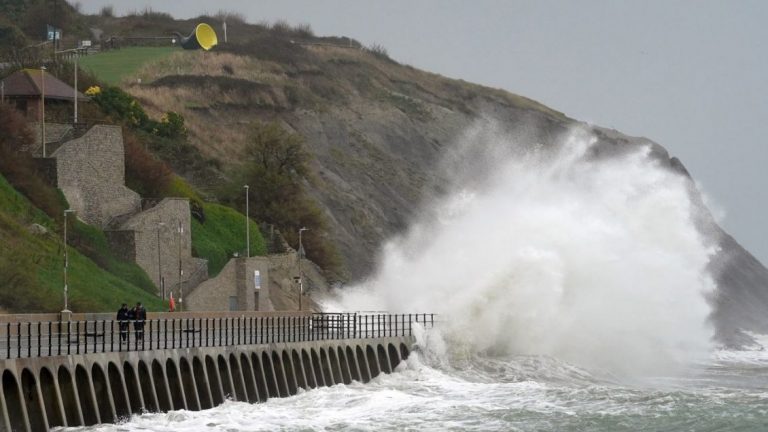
[84,321,89,354]
[408,314,412,337]
[75,321,80,355]
[26,322,31,358]
[67,321,71,355]
[57,320,61,355]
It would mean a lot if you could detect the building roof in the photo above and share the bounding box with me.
[1,69,87,101]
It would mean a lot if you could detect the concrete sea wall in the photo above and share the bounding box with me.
[0,311,439,431]
[0,337,412,430]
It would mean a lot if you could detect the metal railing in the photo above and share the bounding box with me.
[0,313,436,359]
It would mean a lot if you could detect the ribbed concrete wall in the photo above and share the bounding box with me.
[0,337,412,431]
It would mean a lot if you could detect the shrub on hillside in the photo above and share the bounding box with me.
[220,34,309,65]
[0,17,30,66]
[91,86,150,128]
[0,104,65,218]
[100,5,114,18]
[153,111,187,139]
[231,121,342,277]
[366,43,395,63]
[122,129,173,197]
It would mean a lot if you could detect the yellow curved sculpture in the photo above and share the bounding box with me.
[178,23,218,50]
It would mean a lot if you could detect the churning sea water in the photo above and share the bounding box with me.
[61,334,768,432]
[62,124,767,431]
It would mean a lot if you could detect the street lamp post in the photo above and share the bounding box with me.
[73,55,78,124]
[244,185,250,257]
[156,222,166,299]
[41,66,46,157]
[63,209,75,312]
[177,220,183,311]
[298,227,308,311]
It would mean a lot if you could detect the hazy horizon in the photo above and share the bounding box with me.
[78,0,768,265]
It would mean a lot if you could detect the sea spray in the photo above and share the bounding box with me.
[331,123,717,377]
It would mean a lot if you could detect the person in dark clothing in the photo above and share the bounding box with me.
[133,302,146,340]
[117,303,129,342]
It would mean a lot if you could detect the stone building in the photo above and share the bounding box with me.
[48,125,141,227]
[185,251,328,312]
[1,69,87,122]
[186,257,272,311]
[14,115,297,312]
[107,198,208,301]
[30,122,207,302]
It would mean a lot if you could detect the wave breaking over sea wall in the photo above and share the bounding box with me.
[330,122,717,377]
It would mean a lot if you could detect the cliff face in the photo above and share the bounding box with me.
[126,44,566,280]
[123,41,768,344]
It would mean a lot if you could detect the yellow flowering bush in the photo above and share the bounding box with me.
[84,85,101,96]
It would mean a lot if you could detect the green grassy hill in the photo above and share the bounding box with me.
[192,203,267,276]
[78,47,177,85]
[163,176,268,276]
[0,173,165,313]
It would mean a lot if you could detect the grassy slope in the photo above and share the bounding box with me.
[165,175,267,276]
[192,203,267,277]
[78,47,177,85]
[0,173,165,312]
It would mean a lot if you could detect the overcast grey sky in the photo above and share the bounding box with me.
[79,0,768,264]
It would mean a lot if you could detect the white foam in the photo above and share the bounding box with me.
[336,123,717,377]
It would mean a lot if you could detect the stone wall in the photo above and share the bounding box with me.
[266,251,328,312]
[114,198,207,298]
[186,257,272,312]
[186,251,330,312]
[29,122,72,157]
[51,125,141,227]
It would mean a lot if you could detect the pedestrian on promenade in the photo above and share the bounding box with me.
[133,302,146,340]
[117,303,129,342]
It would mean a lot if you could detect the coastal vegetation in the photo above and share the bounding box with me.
[0,1,568,312]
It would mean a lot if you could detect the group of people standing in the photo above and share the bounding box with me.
[116,302,147,342]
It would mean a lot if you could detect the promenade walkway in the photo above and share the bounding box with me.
[0,312,435,359]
